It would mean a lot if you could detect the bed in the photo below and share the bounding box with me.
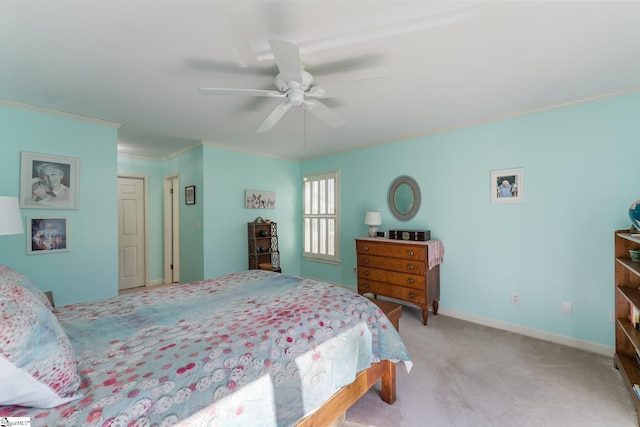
[0,267,411,426]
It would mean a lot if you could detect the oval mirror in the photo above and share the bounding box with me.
[388,175,421,221]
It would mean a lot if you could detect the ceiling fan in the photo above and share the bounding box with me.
[198,40,346,133]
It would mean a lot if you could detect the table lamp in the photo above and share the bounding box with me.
[0,196,24,236]
[364,211,382,237]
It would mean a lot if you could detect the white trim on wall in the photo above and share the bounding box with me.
[438,307,613,357]
[301,274,613,358]
[0,99,120,128]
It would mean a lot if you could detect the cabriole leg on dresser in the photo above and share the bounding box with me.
[422,310,428,325]
[433,300,439,315]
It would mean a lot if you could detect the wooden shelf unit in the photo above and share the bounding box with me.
[614,230,640,424]
[248,221,280,272]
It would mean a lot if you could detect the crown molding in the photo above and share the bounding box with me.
[0,99,120,128]
[301,85,640,161]
[201,140,298,162]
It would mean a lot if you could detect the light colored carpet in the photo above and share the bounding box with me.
[345,306,636,427]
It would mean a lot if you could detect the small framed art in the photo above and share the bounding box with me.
[27,216,69,254]
[245,189,275,209]
[20,151,80,209]
[491,168,524,204]
[185,186,196,205]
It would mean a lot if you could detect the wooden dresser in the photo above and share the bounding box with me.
[356,238,440,325]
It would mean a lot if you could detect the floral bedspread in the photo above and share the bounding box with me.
[1,271,411,426]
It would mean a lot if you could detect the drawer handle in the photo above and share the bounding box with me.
[364,245,369,251]
[408,292,415,299]
[364,271,369,276]
[364,258,369,264]
[407,264,414,270]
[408,250,414,256]
[364,283,370,289]
[407,278,414,284]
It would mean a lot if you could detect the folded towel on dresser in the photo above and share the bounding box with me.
[426,240,444,270]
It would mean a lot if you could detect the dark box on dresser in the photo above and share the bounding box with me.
[388,229,431,241]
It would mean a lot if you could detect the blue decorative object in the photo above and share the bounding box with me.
[630,200,640,230]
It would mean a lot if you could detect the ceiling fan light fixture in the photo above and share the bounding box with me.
[288,89,305,106]
[199,40,345,133]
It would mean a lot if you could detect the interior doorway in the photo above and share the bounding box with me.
[117,175,148,291]
[164,174,180,284]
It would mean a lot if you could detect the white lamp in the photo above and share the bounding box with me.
[0,197,24,235]
[364,211,382,237]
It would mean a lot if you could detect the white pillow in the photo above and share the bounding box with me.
[0,282,82,408]
[0,356,80,407]
[0,264,54,310]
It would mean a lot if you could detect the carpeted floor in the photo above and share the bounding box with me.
[345,306,637,427]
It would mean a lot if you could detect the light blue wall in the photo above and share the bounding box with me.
[121,145,301,284]
[301,91,640,348]
[172,146,205,284]
[201,145,301,278]
[117,156,166,283]
[0,105,118,305]
[5,90,638,348]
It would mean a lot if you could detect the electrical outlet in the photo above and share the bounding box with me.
[511,293,520,304]
[562,302,572,314]
[353,266,357,275]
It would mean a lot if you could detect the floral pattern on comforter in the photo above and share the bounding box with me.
[1,270,411,426]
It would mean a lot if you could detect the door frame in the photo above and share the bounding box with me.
[164,173,180,284]
[117,174,149,290]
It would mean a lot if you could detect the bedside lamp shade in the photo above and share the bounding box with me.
[0,197,24,235]
[364,211,382,237]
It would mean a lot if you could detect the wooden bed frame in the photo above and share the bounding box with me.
[296,359,396,426]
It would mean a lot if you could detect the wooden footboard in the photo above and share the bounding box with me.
[296,359,396,427]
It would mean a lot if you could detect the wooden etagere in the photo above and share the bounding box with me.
[248,220,281,272]
[614,230,640,424]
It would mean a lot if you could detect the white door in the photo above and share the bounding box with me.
[118,176,147,290]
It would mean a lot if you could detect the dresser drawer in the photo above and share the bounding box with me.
[358,267,424,290]
[356,241,426,261]
[357,253,426,275]
[358,279,426,304]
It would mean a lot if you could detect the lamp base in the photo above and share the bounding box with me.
[368,225,379,237]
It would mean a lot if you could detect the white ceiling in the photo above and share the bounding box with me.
[2,1,640,160]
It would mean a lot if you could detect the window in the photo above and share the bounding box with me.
[303,171,339,263]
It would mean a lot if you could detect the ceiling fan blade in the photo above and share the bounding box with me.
[269,40,303,83]
[303,100,346,128]
[305,87,326,98]
[198,87,284,98]
[256,102,292,133]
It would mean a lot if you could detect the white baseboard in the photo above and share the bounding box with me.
[438,307,613,357]
[148,279,164,287]
[299,275,614,357]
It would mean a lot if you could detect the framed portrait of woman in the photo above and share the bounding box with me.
[491,167,524,204]
[20,152,80,209]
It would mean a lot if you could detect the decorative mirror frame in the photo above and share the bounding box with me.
[388,175,421,221]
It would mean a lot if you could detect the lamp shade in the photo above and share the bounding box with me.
[364,211,382,226]
[0,197,24,235]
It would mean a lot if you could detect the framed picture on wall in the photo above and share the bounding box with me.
[27,216,69,254]
[245,189,276,209]
[491,168,524,204]
[20,152,80,209]
[185,185,196,205]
